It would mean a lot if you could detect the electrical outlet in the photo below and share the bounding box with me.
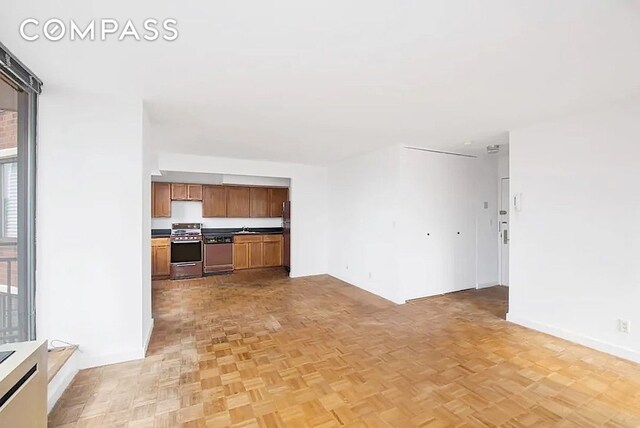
[618,319,631,334]
[368,272,372,279]
[345,264,349,270]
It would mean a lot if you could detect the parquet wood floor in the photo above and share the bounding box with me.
[49,270,640,427]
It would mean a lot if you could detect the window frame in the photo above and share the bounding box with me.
[0,67,38,342]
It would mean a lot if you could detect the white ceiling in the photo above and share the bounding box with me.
[2,0,640,164]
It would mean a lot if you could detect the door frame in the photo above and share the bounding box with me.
[498,177,510,286]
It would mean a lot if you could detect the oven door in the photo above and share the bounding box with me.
[171,241,202,263]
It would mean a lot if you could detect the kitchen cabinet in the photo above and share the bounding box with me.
[269,188,288,218]
[151,238,171,279]
[233,242,249,270]
[248,242,264,268]
[233,234,283,270]
[250,187,269,218]
[152,182,171,218]
[187,184,203,201]
[172,183,202,201]
[154,182,288,218]
[263,235,283,267]
[171,183,188,200]
[202,185,227,217]
[226,186,251,217]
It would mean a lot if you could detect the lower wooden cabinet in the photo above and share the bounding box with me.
[233,242,249,269]
[263,235,283,267]
[248,242,263,268]
[234,234,283,270]
[151,238,171,279]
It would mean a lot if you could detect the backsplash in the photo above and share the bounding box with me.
[151,201,282,229]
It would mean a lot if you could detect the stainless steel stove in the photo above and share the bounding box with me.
[170,223,203,279]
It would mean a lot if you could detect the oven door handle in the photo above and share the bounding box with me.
[174,263,197,266]
[171,241,202,244]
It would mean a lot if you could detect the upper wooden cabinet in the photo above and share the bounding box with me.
[202,185,227,217]
[226,186,251,217]
[269,188,288,218]
[187,184,203,201]
[171,183,202,201]
[171,183,188,200]
[250,187,269,218]
[154,182,287,218]
[152,182,171,218]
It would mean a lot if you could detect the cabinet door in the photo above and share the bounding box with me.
[248,242,264,268]
[171,183,188,200]
[152,183,171,217]
[226,187,251,217]
[234,243,249,270]
[155,245,171,277]
[263,240,282,267]
[269,188,288,217]
[152,241,171,278]
[250,187,269,218]
[187,184,203,201]
[202,185,227,217]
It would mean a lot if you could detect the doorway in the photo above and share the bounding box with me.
[499,178,509,286]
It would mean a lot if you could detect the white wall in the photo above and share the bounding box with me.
[328,145,402,303]
[37,87,147,368]
[141,107,153,354]
[157,153,327,277]
[397,148,498,300]
[475,153,500,288]
[508,99,640,362]
[327,145,499,304]
[152,172,290,187]
[498,149,510,179]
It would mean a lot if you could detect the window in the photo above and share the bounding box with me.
[0,43,40,344]
[1,160,18,240]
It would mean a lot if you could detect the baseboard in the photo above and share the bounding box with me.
[506,313,640,364]
[78,348,146,369]
[143,318,154,355]
[476,281,499,289]
[289,270,327,279]
[48,351,79,413]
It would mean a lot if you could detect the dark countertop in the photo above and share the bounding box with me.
[203,227,283,236]
[151,229,170,238]
[151,227,283,239]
